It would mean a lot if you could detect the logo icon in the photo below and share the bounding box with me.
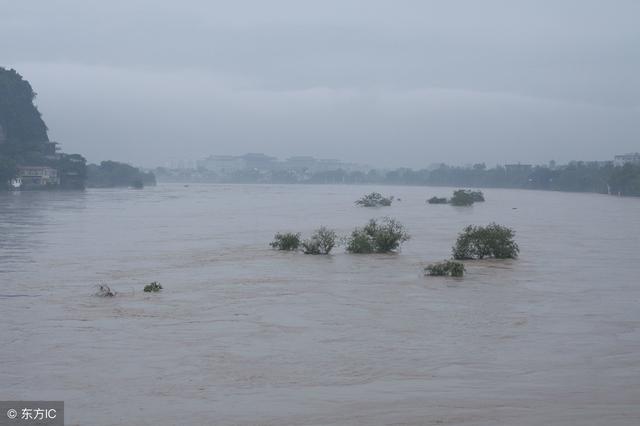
[6,408,18,419]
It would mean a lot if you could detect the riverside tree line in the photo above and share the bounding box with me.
[155,161,640,197]
[310,162,640,196]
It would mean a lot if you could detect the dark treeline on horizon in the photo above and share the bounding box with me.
[86,161,156,189]
[155,161,640,197]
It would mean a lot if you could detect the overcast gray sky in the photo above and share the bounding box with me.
[2,0,639,168]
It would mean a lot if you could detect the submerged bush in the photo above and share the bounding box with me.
[450,189,485,206]
[95,284,116,297]
[270,232,301,251]
[345,227,376,253]
[427,196,448,204]
[470,190,485,202]
[355,192,393,207]
[452,223,519,259]
[450,189,475,206]
[143,281,163,292]
[425,260,465,277]
[346,217,410,253]
[302,226,337,255]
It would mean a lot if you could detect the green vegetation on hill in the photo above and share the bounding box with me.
[0,67,87,190]
[1,67,155,191]
[0,68,49,146]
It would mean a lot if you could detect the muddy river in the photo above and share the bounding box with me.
[1,184,639,425]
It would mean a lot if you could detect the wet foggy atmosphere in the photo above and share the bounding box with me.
[1,1,640,425]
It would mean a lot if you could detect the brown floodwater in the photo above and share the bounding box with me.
[1,184,640,425]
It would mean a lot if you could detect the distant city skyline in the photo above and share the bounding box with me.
[156,150,638,173]
[161,152,372,173]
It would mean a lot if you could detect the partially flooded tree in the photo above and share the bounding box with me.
[302,226,337,255]
[143,281,163,292]
[95,284,116,297]
[270,232,301,251]
[470,190,485,202]
[449,189,476,206]
[355,192,393,207]
[425,260,465,277]
[427,196,448,204]
[452,223,519,259]
[346,217,410,253]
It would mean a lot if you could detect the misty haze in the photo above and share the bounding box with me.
[1,1,640,425]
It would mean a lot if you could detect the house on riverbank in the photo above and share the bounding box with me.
[16,166,60,188]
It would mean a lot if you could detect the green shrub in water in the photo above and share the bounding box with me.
[425,260,465,277]
[270,232,301,251]
[427,196,448,204]
[452,223,519,260]
[302,226,337,255]
[355,192,393,207]
[346,217,410,253]
[144,281,163,292]
[450,189,485,206]
[470,190,485,202]
[449,189,475,206]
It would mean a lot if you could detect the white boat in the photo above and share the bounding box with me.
[9,177,22,190]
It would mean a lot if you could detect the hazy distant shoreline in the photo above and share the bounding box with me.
[152,179,634,197]
[152,159,640,198]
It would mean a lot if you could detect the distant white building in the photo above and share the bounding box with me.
[196,153,370,175]
[614,153,640,166]
[340,162,372,173]
[282,157,356,172]
[197,155,247,174]
[17,166,60,187]
[240,153,278,170]
[316,159,342,172]
[284,156,318,171]
[166,159,196,170]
